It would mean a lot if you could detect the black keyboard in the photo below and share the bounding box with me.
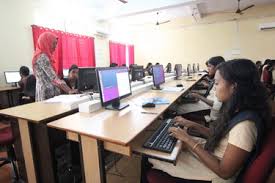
[143,119,177,153]
[181,94,199,103]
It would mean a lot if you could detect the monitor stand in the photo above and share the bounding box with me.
[105,99,129,111]
[11,82,17,87]
[152,85,162,90]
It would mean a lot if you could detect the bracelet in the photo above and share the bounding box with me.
[192,142,200,151]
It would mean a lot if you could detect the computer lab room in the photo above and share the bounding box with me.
[1,0,275,183]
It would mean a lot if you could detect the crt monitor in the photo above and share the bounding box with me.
[174,64,182,80]
[78,67,99,93]
[97,67,131,110]
[131,65,144,81]
[152,65,165,90]
[4,71,21,85]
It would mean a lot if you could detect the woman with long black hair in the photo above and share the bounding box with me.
[148,59,272,183]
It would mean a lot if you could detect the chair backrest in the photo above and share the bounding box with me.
[242,124,275,183]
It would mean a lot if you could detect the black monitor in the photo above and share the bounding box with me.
[131,65,144,81]
[187,64,191,76]
[4,71,21,86]
[192,63,196,73]
[78,67,99,93]
[152,65,165,90]
[174,64,182,80]
[97,67,131,110]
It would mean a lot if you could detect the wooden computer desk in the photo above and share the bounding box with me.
[0,73,178,183]
[48,75,204,183]
[0,102,78,183]
[0,86,20,107]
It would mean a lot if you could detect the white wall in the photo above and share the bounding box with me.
[0,0,34,85]
[0,0,110,86]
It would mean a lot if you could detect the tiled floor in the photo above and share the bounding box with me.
[107,154,141,183]
[0,151,142,183]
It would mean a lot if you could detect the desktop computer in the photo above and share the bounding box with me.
[78,67,99,93]
[4,71,21,86]
[152,65,165,90]
[174,64,182,80]
[131,65,145,81]
[187,64,191,76]
[192,63,196,73]
[97,67,132,110]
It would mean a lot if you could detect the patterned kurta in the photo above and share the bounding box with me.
[33,53,60,101]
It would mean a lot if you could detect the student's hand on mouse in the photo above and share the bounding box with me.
[174,116,195,128]
[168,127,191,142]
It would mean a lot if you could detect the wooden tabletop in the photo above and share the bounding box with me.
[0,86,20,92]
[0,102,74,123]
[48,75,203,145]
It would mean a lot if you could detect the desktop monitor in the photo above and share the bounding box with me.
[97,67,131,110]
[174,64,182,80]
[78,67,99,93]
[4,71,21,86]
[131,65,145,81]
[192,63,196,73]
[63,69,69,78]
[152,65,165,90]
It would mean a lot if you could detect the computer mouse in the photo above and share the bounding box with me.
[142,102,156,108]
[176,84,183,87]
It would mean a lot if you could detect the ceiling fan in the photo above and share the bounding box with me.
[156,12,170,26]
[235,0,255,15]
[118,0,128,3]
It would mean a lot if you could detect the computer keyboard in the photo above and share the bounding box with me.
[143,118,177,153]
[181,94,199,103]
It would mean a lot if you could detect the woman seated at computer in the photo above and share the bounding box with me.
[145,62,153,75]
[32,32,77,101]
[147,59,271,183]
[174,56,225,126]
[64,64,79,89]
[18,66,36,104]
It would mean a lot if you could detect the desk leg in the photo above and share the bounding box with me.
[18,119,37,183]
[80,135,106,183]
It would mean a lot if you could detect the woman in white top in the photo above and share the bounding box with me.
[148,59,272,183]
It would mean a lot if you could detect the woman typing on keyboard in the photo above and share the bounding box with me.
[147,59,272,183]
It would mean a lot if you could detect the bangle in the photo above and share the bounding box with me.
[192,142,200,151]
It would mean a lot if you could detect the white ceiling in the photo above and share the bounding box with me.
[88,0,275,20]
[32,0,275,25]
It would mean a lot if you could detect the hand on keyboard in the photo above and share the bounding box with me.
[168,126,190,143]
[173,116,196,128]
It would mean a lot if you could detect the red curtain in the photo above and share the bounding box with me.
[31,25,95,77]
[128,45,135,65]
[109,41,126,66]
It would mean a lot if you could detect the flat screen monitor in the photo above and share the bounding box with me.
[131,65,144,81]
[63,69,69,78]
[97,67,131,110]
[4,71,21,85]
[192,63,196,73]
[174,64,182,80]
[152,65,165,90]
[78,67,99,93]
